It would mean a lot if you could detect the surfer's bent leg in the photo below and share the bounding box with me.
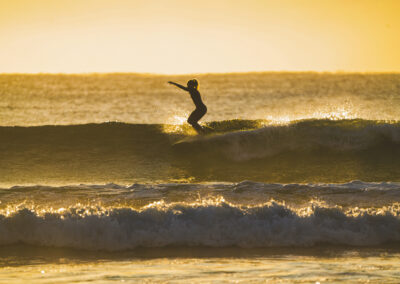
[188,105,207,133]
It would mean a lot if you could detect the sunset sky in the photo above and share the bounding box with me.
[0,0,399,74]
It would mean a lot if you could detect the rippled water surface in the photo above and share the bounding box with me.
[1,73,400,282]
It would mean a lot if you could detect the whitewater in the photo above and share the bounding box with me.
[1,181,400,251]
[1,72,400,282]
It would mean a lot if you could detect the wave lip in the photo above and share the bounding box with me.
[1,201,400,251]
[2,181,400,209]
[2,181,400,208]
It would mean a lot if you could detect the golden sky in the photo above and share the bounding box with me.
[0,0,399,74]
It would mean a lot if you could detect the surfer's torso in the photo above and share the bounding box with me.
[189,89,205,109]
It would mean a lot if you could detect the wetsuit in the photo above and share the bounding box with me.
[187,89,207,129]
[168,81,207,133]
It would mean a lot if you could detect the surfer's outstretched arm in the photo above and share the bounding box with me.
[168,81,189,92]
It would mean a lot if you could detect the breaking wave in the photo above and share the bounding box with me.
[2,119,400,183]
[2,119,399,160]
[1,200,400,251]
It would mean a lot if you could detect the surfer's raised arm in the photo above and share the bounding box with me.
[168,81,189,92]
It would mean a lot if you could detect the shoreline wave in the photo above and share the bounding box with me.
[1,200,400,251]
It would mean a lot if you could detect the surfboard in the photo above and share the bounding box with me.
[201,125,214,135]
[173,126,214,146]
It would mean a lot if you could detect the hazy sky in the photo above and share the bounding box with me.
[0,0,399,73]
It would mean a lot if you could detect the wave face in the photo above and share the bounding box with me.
[1,119,400,185]
[1,181,400,251]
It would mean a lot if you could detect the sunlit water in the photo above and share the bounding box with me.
[1,73,399,126]
[2,248,400,283]
[1,73,400,282]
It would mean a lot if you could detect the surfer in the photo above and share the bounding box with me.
[168,79,207,133]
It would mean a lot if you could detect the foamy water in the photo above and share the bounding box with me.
[1,182,400,250]
[1,73,400,282]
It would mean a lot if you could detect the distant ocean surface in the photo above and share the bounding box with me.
[1,73,400,282]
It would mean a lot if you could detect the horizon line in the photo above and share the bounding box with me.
[1,70,400,76]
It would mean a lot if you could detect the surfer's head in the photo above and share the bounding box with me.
[187,79,199,90]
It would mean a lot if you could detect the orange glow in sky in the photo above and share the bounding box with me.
[0,0,399,74]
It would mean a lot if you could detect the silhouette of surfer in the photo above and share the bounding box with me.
[168,79,207,133]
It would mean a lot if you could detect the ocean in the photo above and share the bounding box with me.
[1,72,400,282]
